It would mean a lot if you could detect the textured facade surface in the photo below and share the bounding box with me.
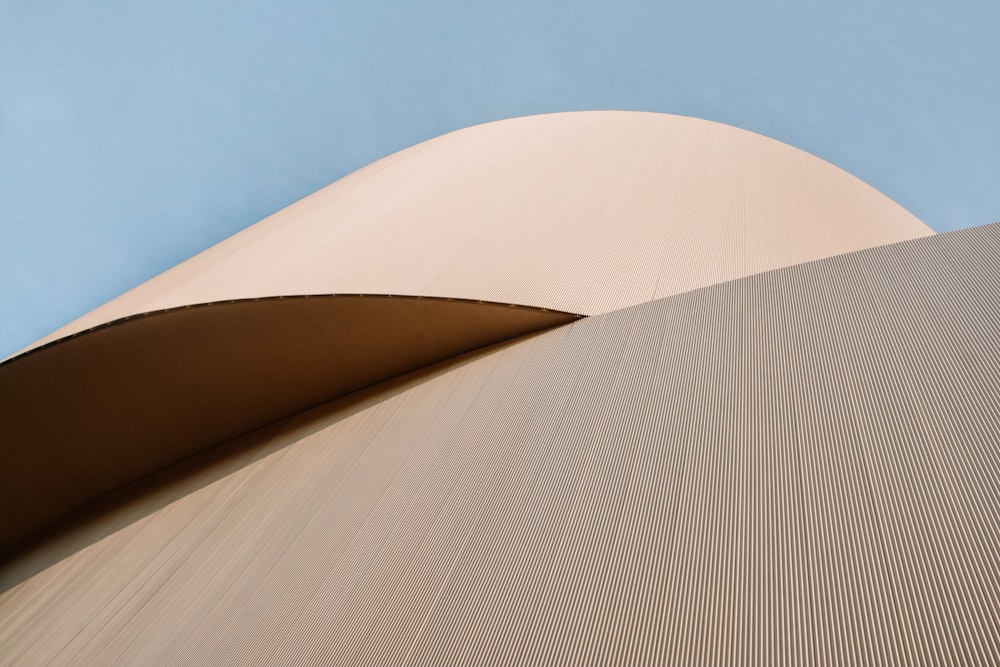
[0,296,576,552]
[2,112,997,665]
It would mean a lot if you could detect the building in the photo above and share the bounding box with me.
[2,111,998,664]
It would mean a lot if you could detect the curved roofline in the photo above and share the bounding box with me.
[26,111,931,349]
[2,293,579,367]
[367,109,928,227]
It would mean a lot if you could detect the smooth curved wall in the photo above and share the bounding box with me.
[28,111,932,351]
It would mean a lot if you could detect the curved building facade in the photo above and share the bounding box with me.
[25,111,931,349]
[2,112,998,665]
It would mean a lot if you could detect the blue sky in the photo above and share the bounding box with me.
[1,0,997,357]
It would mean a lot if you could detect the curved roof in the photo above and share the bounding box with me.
[31,111,932,349]
[4,224,999,663]
[3,111,997,665]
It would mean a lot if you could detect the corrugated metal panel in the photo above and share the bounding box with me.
[24,111,932,352]
[0,295,578,555]
[2,223,998,664]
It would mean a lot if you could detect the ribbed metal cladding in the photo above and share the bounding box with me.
[0,295,578,554]
[2,223,999,665]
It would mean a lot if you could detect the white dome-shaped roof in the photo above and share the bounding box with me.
[37,111,931,346]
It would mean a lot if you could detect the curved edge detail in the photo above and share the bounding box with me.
[0,294,581,554]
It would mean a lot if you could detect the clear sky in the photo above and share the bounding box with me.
[1,0,997,357]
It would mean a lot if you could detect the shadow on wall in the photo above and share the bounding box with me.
[0,331,567,593]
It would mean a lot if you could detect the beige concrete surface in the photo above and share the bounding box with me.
[26,111,932,352]
[0,295,577,554]
[2,224,998,665]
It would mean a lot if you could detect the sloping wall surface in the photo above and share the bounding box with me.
[0,296,577,553]
[3,223,997,665]
[29,111,932,351]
